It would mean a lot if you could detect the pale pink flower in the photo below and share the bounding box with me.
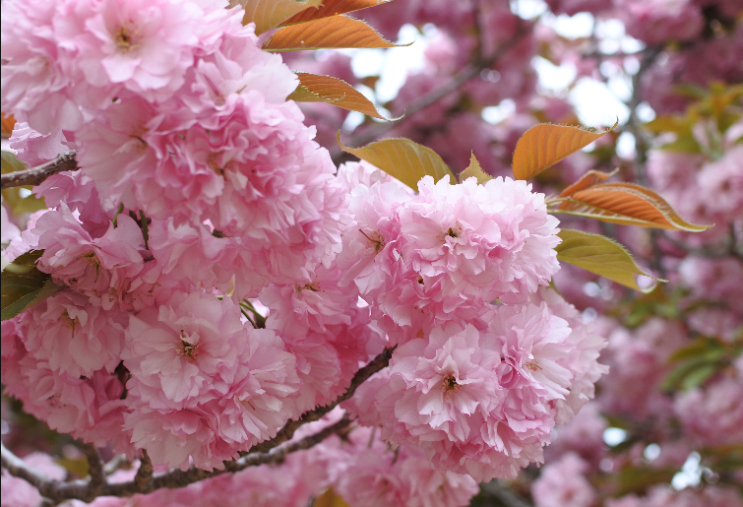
[33,171,113,238]
[616,0,704,45]
[373,322,524,481]
[336,442,479,507]
[547,402,607,467]
[401,175,560,301]
[532,452,597,507]
[607,485,743,507]
[211,328,300,452]
[532,288,609,424]
[20,290,127,378]
[57,0,202,100]
[674,372,743,447]
[0,1,83,133]
[699,145,743,225]
[490,302,574,402]
[122,290,244,409]
[679,256,743,313]
[1,200,20,248]
[179,8,297,111]
[34,208,147,310]
[1,340,130,451]
[8,122,73,167]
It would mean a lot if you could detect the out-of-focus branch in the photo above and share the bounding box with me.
[479,480,534,507]
[623,46,665,277]
[333,24,532,158]
[82,444,106,498]
[103,455,129,476]
[0,151,78,189]
[0,346,394,503]
[133,450,154,494]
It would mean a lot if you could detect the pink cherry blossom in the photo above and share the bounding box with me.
[532,452,597,507]
[19,290,127,378]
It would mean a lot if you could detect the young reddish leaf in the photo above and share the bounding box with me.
[555,229,663,292]
[263,16,403,52]
[337,133,454,191]
[512,120,618,180]
[459,152,492,184]
[230,0,323,35]
[1,113,15,138]
[1,250,62,321]
[280,0,389,26]
[558,169,617,199]
[287,72,390,119]
[556,182,713,231]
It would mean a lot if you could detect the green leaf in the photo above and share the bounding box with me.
[337,133,454,191]
[555,229,664,292]
[659,135,702,153]
[1,250,62,321]
[458,152,492,184]
[616,466,677,497]
[681,363,717,391]
[1,150,27,174]
[1,150,47,215]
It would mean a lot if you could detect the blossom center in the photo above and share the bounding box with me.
[526,360,542,371]
[439,223,463,242]
[114,26,138,52]
[178,330,199,360]
[359,229,386,255]
[442,372,460,394]
[297,281,320,292]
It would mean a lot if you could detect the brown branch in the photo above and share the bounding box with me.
[480,480,535,507]
[0,151,79,189]
[82,444,106,499]
[2,416,351,502]
[1,442,90,501]
[133,450,153,494]
[0,346,394,503]
[250,345,395,454]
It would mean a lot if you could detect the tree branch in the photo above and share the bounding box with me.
[250,345,395,454]
[0,151,79,189]
[133,450,153,494]
[479,480,534,507]
[82,444,106,499]
[332,24,532,159]
[2,416,352,502]
[0,346,394,503]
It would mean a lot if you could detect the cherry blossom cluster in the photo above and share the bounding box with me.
[1,0,610,503]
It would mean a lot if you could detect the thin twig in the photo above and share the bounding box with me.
[250,345,395,454]
[333,25,531,158]
[0,151,78,189]
[623,47,665,277]
[0,346,394,503]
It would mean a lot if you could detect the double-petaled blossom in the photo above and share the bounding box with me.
[122,290,300,470]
